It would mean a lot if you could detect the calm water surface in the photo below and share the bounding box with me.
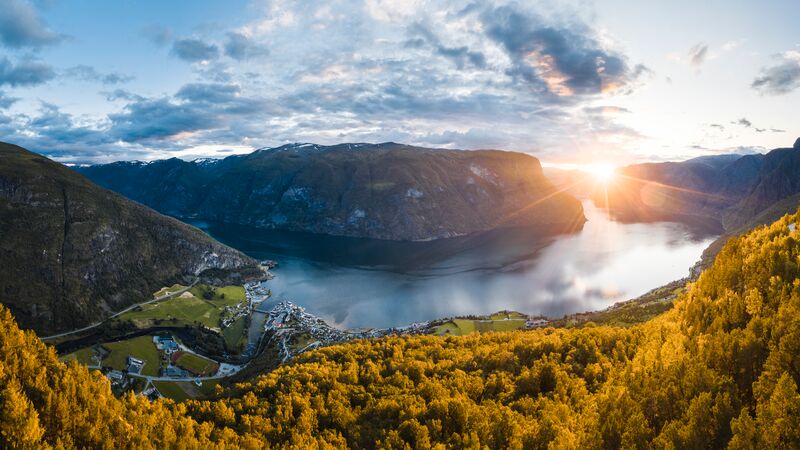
[188,201,718,329]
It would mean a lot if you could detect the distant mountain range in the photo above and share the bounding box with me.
[76,143,586,241]
[546,139,800,235]
[0,142,262,334]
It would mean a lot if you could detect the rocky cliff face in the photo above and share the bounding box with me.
[78,143,586,241]
[0,142,262,334]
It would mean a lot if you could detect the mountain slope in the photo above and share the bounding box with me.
[77,143,586,241]
[724,141,800,229]
[0,142,262,334]
[2,207,800,447]
[596,140,800,232]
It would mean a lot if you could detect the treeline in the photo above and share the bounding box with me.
[2,212,800,448]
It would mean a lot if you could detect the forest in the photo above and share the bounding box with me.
[1,211,800,448]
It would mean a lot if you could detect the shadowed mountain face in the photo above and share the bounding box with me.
[591,140,800,232]
[0,142,261,335]
[76,143,587,241]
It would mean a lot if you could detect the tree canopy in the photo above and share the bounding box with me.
[1,211,800,448]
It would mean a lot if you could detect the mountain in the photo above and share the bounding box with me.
[724,139,800,229]
[596,140,800,232]
[76,143,586,241]
[2,208,800,447]
[0,142,262,335]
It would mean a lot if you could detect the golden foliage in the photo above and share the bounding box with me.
[1,211,800,448]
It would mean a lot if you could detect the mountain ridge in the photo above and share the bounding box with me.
[76,142,587,241]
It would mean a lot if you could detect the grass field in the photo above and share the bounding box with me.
[432,318,527,336]
[489,311,527,320]
[189,284,245,307]
[101,336,161,376]
[117,284,246,331]
[153,379,221,402]
[174,352,218,376]
[153,381,190,402]
[222,316,247,350]
[61,347,96,365]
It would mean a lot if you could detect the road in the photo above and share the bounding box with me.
[40,279,198,341]
[127,370,240,382]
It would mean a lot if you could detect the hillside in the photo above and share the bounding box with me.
[595,139,800,231]
[0,142,262,335]
[77,143,586,241]
[1,207,799,447]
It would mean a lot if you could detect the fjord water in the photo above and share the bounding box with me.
[188,200,718,329]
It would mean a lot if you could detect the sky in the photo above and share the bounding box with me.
[0,0,798,165]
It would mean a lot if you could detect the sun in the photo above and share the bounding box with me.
[586,163,616,183]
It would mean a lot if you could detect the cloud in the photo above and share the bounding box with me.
[727,117,784,134]
[688,43,708,66]
[752,51,800,95]
[0,56,55,86]
[0,0,64,49]
[171,38,220,62]
[0,90,18,108]
[63,65,134,85]
[103,88,143,102]
[223,32,269,60]
[479,4,643,97]
[141,24,172,47]
[406,22,487,70]
[175,82,239,103]
[582,105,630,115]
[107,82,271,143]
[108,97,221,142]
[7,1,650,164]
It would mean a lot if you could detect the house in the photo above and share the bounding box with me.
[154,335,180,354]
[106,370,125,383]
[126,355,145,374]
[161,339,178,353]
[163,366,187,378]
[525,319,549,329]
[142,386,162,401]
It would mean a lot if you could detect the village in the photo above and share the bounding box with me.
[260,301,548,363]
[75,256,552,401]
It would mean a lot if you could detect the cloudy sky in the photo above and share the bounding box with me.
[0,0,798,165]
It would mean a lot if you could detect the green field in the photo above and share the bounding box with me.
[432,318,527,336]
[189,284,245,306]
[153,379,221,402]
[489,311,527,320]
[222,316,247,350]
[100,336,161,376]
[174,352,218,376]
[152,381,190,402]
[117,284,246,331]
[61,347,96,365]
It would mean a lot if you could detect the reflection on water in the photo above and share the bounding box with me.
[187,200,719,329]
